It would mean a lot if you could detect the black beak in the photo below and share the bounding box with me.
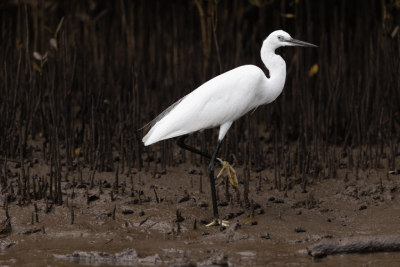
[287,37,318,48]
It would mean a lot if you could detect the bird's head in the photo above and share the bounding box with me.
[264,30,317,49]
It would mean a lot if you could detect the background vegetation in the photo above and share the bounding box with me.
[0,0,399,193]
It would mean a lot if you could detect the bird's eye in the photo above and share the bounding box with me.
[277,36,283,40]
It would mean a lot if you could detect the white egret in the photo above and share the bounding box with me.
[143,30,317,226]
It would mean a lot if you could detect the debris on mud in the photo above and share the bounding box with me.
[359,205,367,210]
[0,218,11,238]
[307,236,400,258]
[0,241,16,249]
[261,233,270,239]
[122,209,134,215]
[54,248,139,265]
[197,253,228,267]
[295,227,306,233]
[19,228,42,235]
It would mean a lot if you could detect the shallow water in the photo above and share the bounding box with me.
[2,237,400,266]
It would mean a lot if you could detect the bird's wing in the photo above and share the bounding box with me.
[141,95,187,130]
[143,65,267,145]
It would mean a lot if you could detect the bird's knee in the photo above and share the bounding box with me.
[176,135,188,148]
[176,139,183,148]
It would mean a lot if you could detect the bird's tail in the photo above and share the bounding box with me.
[142,124,160,146]
[143,122,191,146]
[142,129,153,146]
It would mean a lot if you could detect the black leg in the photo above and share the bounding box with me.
[208,140,222,222]
[176,134,222,223]
[177,134,214,161]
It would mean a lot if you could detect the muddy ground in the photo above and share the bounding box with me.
[2,140,400,266]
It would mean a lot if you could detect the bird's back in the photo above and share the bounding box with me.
[143,65,267,146]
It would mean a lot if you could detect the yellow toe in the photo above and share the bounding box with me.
[221,220,229,227]
[206,221,218,227]
[205,219,229,227]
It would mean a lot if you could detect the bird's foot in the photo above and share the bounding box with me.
[216,161,238,188]
[206,219,229,227]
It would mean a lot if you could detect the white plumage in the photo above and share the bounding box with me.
[143,30,316,146]
[142,30,316,226]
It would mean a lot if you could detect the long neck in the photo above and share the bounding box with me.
[260,42,287,104]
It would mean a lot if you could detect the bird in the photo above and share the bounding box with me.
[143,30,317,226]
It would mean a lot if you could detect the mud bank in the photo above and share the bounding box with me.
[2,141,400,266]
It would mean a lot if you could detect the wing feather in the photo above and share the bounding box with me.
[141,95,187,130]
[143,65,267,145]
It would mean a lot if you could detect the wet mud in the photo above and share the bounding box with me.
[2,139,400,266]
